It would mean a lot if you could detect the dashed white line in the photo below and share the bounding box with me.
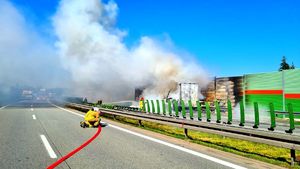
[40,135,57,159]
[32,114,36,120]
[31,108,34,111]
[53,104,247,169]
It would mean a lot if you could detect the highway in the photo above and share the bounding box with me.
[0,102,281,169]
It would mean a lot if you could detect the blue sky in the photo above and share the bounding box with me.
[10,0,300,77]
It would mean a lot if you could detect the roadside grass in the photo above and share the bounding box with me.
[102,114,300,169]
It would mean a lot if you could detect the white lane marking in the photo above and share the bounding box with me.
[53,104,247,169]
[32,114,36,120]
[0,105,9,110]
[31,108,34,111]
[40,135,57,159]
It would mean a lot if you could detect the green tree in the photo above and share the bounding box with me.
[290,62,295,69]
[279,56,290,71]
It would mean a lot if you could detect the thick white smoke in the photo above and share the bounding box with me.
[53,0,209,101]
[0,0,67,94]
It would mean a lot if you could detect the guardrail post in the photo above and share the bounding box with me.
[196,101,202,121]
[146,100,150,113]
[205,102,211,122]
[181,100,186,118]
[168,99,172,116]
[253,102,260,128]
[227,100,232,124]
[188,100,194,120]
[156,100,160,114]
[239,101,245,126]
[291,149,296,166]
[173,100,179,117]
[151,100,155,113]
[268,102,276,131]
[285,103,295,133]
[215,101,221,123]
[162,100,166,115]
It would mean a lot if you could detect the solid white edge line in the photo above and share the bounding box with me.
[32,114,36,120]
[40,135,57,159]
[0,105,9,110]
[52,104,247,169]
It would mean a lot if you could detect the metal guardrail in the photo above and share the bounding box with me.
[66,102,300,165]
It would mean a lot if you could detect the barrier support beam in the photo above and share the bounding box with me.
[227,100,233,124]
[285,103,295,134]
[239,101,245,126]
[215,101,221,123]
[181,100,186,119]
[162,100,166,115]
[168,99,172,116]
[196,101,202,121]
[268,102,276,131]
[205,102,211,122]
[253,102,260,128]
[188,100,194,120]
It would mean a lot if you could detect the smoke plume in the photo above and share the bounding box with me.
[53,0,209,101]
[0,0,67,94]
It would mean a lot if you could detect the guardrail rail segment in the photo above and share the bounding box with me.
[67,99,300,165]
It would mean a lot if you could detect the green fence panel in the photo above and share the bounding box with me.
[188,100,194,120]
[168,99,172,116]
[196,101,202,121]
[146,100,150,113]
[268,102,276,131]
[215,101,221,123]
[173,100,179,117]
[205,102,211,122]
[162,100,166,115]
[239,101,245,126]
[253,102,260,128]
[156,100,160,114]
[181,100,186,118]
[286,103,295,133]
[151,100,155,113]
[142,100,146,112]
[227,100,232,124]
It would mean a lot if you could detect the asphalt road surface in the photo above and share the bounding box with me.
[0,101,255,169]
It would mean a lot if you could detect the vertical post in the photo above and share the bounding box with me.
[142,100,146,112]
[205,102,211,122]
[243,75,246,117]
[168,99,172,116]
[151,100,155,113]
[188,100,194,120]
[162,100,166,115]
[285,103,295,133]
[253,102,259,128]
[268,102,276,131]
[156,100,160,114]
[291,149,296,166]
[227,99,233,124]
[146,100,150,113]
[215,101,221,123]
[239,101,245,126]
[282,70,286,112]
[196,101,202,121]
[181,100,186,118]
[173,100,179,117]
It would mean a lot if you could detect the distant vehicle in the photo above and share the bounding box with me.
[179,83,199,107]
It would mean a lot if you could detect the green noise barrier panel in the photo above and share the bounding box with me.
[162,100,166,115]
[205,102,211,122]
[188,100,194,120]
[196,101,202,121]
[181,100,186,118]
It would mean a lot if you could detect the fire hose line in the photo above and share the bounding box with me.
[47,125,102,169]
